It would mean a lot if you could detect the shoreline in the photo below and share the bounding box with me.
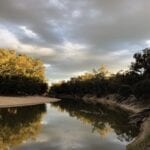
[0,96,60,108]
[54,94,149,113]
[82,95,149,113]
[127,118,150,150]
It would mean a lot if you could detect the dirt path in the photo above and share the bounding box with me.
[0,96,60,108]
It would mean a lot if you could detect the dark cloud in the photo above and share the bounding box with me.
[0,0,150,82]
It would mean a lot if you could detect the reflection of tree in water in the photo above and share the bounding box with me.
[0,104,46,150]
[51,100,139,142]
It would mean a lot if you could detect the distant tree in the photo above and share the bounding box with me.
[131,48,150,78]
[97,65,109,76]
[49,48,150,100]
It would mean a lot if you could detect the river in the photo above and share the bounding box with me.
[0,99,139,150]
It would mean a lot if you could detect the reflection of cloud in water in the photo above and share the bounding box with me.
[51,101,139,137]
[14,103,125,150]
[41,120,47,125]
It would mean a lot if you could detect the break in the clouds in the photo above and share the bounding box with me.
[0,0,150,82]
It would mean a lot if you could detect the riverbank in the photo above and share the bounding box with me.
[82,95,150,113]
[0,96,60,108]
[127,118,150,150]
[54,94,149,113]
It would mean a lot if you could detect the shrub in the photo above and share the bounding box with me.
[0,75,48,96]
[118,85,133,98]
[134,80,150,98]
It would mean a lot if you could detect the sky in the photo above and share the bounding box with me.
[0,0,150,83]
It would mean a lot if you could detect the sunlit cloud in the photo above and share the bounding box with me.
[0,27,56,57]
[111,49,131,56]
[145,40,150,47]
[61,41,87,57]
[20,26,38,38]
[0,27,21,50]
[44,64,51,68]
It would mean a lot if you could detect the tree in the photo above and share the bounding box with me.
[131,48,150,78]
[0,49,48,95]
[0,49,45,80]
[49,48,150,100]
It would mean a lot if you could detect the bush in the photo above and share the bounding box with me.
[134,80,150,98]
[0,75,48,96]
[118,85,133,98]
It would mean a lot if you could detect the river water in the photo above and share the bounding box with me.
[0,100,139,150]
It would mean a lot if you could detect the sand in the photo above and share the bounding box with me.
[0,96,60,108]
[127,118,150,150]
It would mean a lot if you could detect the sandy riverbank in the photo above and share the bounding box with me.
[0,96,60,108]
[82,95,149,113]
[127,118,150,150]
[55,94,149,113]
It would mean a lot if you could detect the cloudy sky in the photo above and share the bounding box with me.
[0,0,150,83]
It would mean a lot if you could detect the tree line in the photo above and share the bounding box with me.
[0,48,48,95]
[49,48,150,101]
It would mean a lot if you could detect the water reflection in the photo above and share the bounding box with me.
[0,104,46,149]
[0,100,140,150]
[51,99,139,142]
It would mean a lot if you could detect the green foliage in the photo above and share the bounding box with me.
[49,70,111,97]
[118,85,133,98]
[112,71,143,85]
[134,80,150,99]
[0,75,48,95]
[131,48,150,78]
[0,49,48,95]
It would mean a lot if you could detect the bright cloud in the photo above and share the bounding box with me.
[145,40,150,47]
[20,26,37,38]
[0,0,150,82]
[0,27,56,57]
